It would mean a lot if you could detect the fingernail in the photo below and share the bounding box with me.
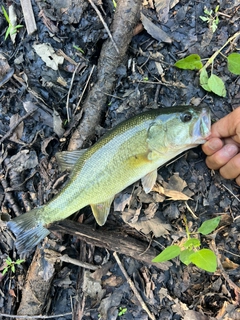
[207,138,222,151]
[222,144,239,158]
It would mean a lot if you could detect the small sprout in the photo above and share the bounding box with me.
[73,45,85,54]
[152,216,221,272]
[143,77,149,81]
[1,5,23,41]
[118,307,127,316]
[1,256,25,275]
[112,0,117,8]
[199,6,220,33]
[174,31,240,97]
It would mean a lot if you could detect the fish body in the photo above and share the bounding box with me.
[8,106,211,255]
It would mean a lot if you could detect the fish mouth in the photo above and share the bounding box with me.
[192,107,211,144]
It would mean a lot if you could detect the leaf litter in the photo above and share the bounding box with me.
[0,0,240,319]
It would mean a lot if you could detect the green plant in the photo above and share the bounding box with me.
[73,45,85,54]
[152,216,221,272]
[1,256,25,275]
[118,307,127,316]
[199,6,220,33]
[174,31,240,97]
[1,5,23,40]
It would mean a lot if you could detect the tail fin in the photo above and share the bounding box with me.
[7,208,50,257]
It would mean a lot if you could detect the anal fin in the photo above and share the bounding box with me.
[90,197,114,226]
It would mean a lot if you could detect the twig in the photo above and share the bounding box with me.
[66,62,81,122]
[221,183,240,203]
[60,254,99,270]
[113,252,156,320]
[201,30,240,70]
[0,312,72,319]
[75,65,95,111]
[210,240,240,294]
[0,109,36,145]
[87,0,119,54]
[20,0,37,34]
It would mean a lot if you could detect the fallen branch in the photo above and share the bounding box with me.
[49,220,171,270]
[68,0,141,150]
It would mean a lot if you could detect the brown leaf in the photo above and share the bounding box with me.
[152,183,191,201]
[222,257,239,270]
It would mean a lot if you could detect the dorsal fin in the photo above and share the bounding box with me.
[55,149,87,171]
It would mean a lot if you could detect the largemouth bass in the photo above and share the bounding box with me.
[8,106,211,255]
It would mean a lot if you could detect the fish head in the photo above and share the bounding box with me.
[147,106,211,155]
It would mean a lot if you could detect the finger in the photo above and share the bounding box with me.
[210,107,240,141]
[205,144,239,170]
[235,175,240,186]
[202,137,224,156]
[219,153,240,180]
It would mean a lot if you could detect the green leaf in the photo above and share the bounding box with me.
[152,245,181,263]
[227,53,240,75]
[11,265,15,273]
[2,268,8,275]
[6,257,12,265]
[183,238,201,249]
[207,74,226,97]
[200,68,211,92]
[189,249,217,272]
[204,8,212,16]
[179,249,194,265]
[211,20,218,33]
[199,16,209,22]
[4,27,11,40]
[16,259,25,265]
[174,54,203,70]
[198,216,221,235]
[1,6,10,23]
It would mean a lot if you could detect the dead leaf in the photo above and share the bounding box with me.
[9,113,24,142]
[140,13,172,43]
[114,193,132,212]
[222,257,239,270]
[143,202,159,219]
[41,137,58,156]
[102,275,124,288]
[33,43,64,70]
[8,4,18,44]
[23,101,53,128]
[0,53,14,87]
[83,270,106,303]
[53,108,64,137]
[152,183,191,201]
[122,210,172,237]
[154,0,179,23]
[10,150,38,172]
[165,173,187,192]
[183,310,210,320]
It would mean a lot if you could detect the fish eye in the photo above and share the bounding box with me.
[181,112,192,122]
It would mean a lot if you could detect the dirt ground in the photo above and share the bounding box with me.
[0,0,240,319]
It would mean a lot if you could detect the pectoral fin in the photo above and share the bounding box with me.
[90,197,114,226]
[141,169,157,193]
[55,149,87,171]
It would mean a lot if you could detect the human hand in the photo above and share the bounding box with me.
[202,107,240,185]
